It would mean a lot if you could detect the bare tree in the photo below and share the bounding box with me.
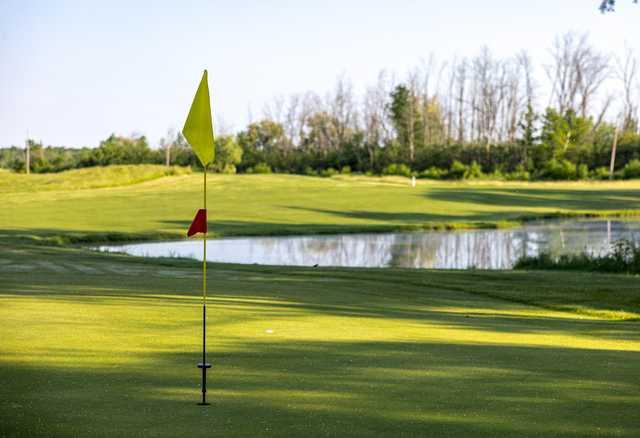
[471,47,505,146]
[328,74,357,146]
[546,33,609,117]
[616,46,639,131]
[518,51,536,112]
[363,71,393,167]
[416,55,440,145]
[592,94,614,132]
[263,95,286,125]
[282,93,302,146]
[454,58,468,143]
[406,72,420,162]
[297,92,321,147]
[443,58,456,144]
[214,116,234,137]
[159,128,177,167]
[577,50,609,118]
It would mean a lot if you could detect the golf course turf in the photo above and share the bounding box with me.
[1,166,639,437]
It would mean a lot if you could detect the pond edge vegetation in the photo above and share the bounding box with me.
[515,239,640,275]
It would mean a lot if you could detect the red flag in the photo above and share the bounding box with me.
[187,209,207,237]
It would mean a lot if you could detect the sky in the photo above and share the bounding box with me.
[1,0,639,148]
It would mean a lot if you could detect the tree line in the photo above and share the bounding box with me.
[3,32,640,180]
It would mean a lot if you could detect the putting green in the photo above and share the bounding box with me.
[1,244,639,437]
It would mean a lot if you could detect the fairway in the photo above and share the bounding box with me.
[2,165,640,242]
[1,168,640,437]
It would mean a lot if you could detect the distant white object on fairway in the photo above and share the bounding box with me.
[411,176,416,188]
[265,329,274,334]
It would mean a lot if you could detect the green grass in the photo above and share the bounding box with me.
[1,167,640,436]
[1,244,639,437]
[0,164,191,194]
[2,166,640,244]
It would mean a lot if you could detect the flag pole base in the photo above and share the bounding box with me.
[197,362,212,406]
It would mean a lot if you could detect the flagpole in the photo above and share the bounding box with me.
[183,69,214,406]
[198,165,211,406]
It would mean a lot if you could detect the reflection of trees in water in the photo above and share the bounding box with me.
[407,231,527,269]
[388,233,440,268]
[238,235,395,267]
[527,220,640,259]
[238,232,530,269]
[193,220,640,269]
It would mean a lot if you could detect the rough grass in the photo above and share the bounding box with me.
[1,243,639,437]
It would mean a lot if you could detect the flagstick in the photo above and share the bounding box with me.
[198,165,211,406]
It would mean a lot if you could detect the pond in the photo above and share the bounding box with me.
[97,219,640,270]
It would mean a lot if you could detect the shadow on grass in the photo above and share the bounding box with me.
[3,259,640,342]
[0,228,182,246]
[279,207,505,227]
[2,339,639,437]
[2,242,640,436]
[23,289,640,341]
[160,219,425,237]
[425,187,640,211]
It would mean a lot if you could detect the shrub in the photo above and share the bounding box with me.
[504,164,530,181]
[487,169,504,180]
[538,158,577,180]
[622,159,640,179]
[303,166,318,176]
[577,163,589,180]
[419,166,446,179]
[340,165,351,174]
[218,164,236,174]
[590,166,611,180]
[247,162,272,174]
[465,161,484,179]
[320,167,338,177]
[383,163,412,177]
[443,161,486,180]
[447,160,468,180]
[9,158,25,173]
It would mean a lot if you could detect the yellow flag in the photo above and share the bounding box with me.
[182,70,215,166]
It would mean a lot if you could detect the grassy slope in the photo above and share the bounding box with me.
[1,167,640,436]
[1,167,640,243]
[0,165,191,193]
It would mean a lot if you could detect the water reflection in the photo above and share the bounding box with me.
[98,220,640,270]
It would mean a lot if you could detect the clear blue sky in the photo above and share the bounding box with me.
[1,0,639,148]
